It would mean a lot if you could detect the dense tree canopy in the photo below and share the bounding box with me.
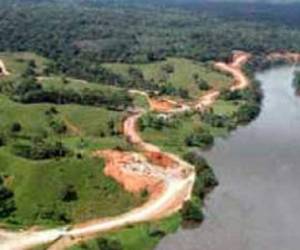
[1,1,300,83]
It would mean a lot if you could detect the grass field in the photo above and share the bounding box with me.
[69,214,181,250]
[39,75,121,93]
[103,57,232,98]
[0,53,143,228]
[141,100,241,156]
[0,91,139,227]
[0,52,49,81]
[0,94,123,140]
[0,148,144,228]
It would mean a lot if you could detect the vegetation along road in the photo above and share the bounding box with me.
[0,51,257,250]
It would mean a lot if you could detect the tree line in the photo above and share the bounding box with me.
[1,1,300,83]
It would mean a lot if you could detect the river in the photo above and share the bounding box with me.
[157,65,300,250]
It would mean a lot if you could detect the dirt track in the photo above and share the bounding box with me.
[0,52,252,250]
[267,52,300,63]
[0,59,10,76]
[130,51,251,114]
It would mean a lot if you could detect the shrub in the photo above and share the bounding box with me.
[148,226,166,237]
[10,78,133,111]
[50,119,67,134]
[201,111,235,130]
[139,114,179,131]
[183,151,210,175]
[0,176,16,218]
[181,197,204,222]
[185,131,214,148]
[198,80,211,91]
[161,63,174,74]
[11,122,22,133]
[0,134,5,147]
[235,102,260,124]
[12,140,70,160]
[220,89,242,101]
[293,71,300,92]
[183,151,218,198]
[96,238,123,250]
[60,185,78,202]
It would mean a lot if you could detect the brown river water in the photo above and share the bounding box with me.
[157,65,300,250]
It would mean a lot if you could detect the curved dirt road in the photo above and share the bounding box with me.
[0,111,196,250]
[214,52,251,91]
[130,51,251,114]
[0,52,252,250]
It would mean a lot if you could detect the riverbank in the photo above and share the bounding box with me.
[157,63,300,250]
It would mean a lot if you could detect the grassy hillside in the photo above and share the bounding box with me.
[0,149,143,228]
[0,53,142,228]
[140,99,242,156]
[69,214,181,250]
[103,58,232,99]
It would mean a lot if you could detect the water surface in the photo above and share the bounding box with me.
[157,65,300,250]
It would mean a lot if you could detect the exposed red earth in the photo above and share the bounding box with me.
[267,52,300,63]
[0,52,254,250]
[130,51,252,114]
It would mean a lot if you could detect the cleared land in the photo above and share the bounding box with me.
[0,51,253,250]
[103,57,232,98]
[0,53,142,228]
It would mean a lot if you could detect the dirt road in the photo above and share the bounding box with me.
[0,51,251,250]
[0,59,10,76]
[267,52,300,63]
[215,51,251,91]
[0,110,195,250]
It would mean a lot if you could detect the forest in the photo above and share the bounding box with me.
[1,0,300,84]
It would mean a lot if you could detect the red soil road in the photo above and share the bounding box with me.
[267,52,300,63]
[130,51,251,114]
[129,89,189,113]
[214,51,251,92]
[149,98,181,113]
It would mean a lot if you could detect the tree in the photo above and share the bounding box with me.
[0,176,16,218]
[293,71,300,92]
[108,119,116,136]
[193,73,199,81]
[161,63,174,74]
[181,198,204,222]
[198,79,211,91]
[0,134,5,146]
[50,119,67,134]
[183,151,210,175]
[60,185,78,202]
[185,131,214,148]
[61,76,69,85]
[12,140,70,160]
[96,238,123,250]
[201,111,235,130]
[11,122,22,133]
[235,102,260,124]
[22,60,36,78]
